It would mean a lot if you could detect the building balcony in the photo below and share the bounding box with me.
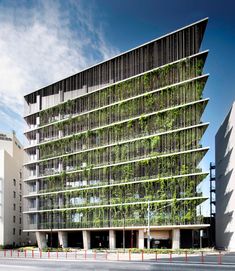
[24,102,39,116]
[26,223,38,230]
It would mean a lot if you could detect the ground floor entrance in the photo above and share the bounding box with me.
[67,232,83,248]
[35,227,207,250]
[115,230,137,248]
[47,232,58,248]
[90,231,109,249]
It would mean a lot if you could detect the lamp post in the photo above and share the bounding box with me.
[122,189,126,252]
[50,196,53,248]
[123,210,125,252]
[131,225,134,249]
[147,200,150,249]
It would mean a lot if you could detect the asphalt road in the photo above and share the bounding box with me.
[0,258,234,271]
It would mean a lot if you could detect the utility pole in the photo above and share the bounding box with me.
[147,200,150,249]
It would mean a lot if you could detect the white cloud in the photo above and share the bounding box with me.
[0,0,118,141]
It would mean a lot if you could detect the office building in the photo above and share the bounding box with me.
[24,18,209,249]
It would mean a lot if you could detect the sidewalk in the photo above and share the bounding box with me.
[0,249,224,264]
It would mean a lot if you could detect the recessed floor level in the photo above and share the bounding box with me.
[35,228,207,249]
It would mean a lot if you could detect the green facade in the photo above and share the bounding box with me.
[24,19,209,233]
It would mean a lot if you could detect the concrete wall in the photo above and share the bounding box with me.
[216,102,235,250]
[0,151,5,245]
[4,150,18,245]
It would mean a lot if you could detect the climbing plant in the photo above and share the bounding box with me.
[28,52,208,231]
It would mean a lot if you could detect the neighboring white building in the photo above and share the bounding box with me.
[0,131,34,246]
[215,102,235,250]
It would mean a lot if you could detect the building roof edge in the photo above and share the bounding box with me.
[24,17,208,99]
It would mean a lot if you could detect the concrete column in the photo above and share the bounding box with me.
[58,161,63,172]
[59,130,63,138]
[36,164,39,177]
[58,232,68,248]
[36,132,40,144]
[82,230,91,250]
[36,116,40,126]
[138,229,144,249]
[36,148,39,160]
[36,232,47,249]
[37,95,40,111]
[36,181,39,193]
[109,230,116,249]
[59,89,64,103]
[172,229,180,249]
[35,213,39,227]
[35,197,39,209]
[59,90,64,122]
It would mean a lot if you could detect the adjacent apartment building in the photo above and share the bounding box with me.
[0,131,25,246]
[215,102,235,251]
[23,18,209,249]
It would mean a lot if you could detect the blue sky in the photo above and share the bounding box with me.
[0,0,235,214]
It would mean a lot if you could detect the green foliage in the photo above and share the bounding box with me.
[127,119,134,129]
[143,73,151,90]
[35,53,206,231]
[139,115,147,130]
[60,171,67,180]
[195,59,204,76]
[151,136,160,149]
[146,93,155,109]
[184,210,193,222]
[195,81,204,99]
